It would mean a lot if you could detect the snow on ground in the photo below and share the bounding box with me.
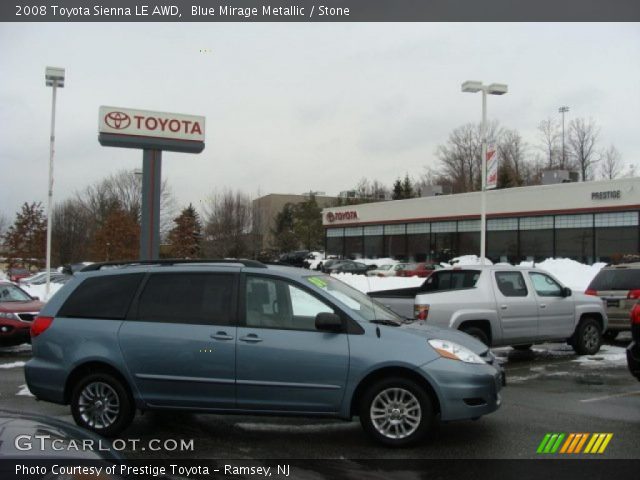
[333,257,605,294]
[21,282,63,302]
[16,384,34,397]
[0,271,7,281]
[357,257,399,267]
[571,345,628,367]
[0,343,32,353]
[0,361,26,369]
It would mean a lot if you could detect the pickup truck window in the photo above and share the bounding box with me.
[422,270,480,292]
[529,272,563,297]
[495,271,528,297]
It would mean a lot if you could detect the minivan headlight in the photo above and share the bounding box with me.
[428,339,485,364]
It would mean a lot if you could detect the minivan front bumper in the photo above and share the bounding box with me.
[419,357,503,422]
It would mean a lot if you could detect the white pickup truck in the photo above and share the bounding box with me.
[368,265,607,355]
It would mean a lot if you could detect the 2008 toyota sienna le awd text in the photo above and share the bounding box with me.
[25,260,503,446]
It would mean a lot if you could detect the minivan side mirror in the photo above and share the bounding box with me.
[315,312,343,333]
[562,287,572,297]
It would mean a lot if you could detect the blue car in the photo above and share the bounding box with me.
[25,259,503,446]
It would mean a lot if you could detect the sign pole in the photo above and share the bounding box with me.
[140,149,162,260]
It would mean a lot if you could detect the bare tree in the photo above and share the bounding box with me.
[599,145,623,180]
[0,212,8,238]
[498,129,528,187]
[436,121,501,193]
[51,198,92,265]
[568,118,600,181]
[537,118,561,169]
[202,189,253,258]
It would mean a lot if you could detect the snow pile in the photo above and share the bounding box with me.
[517,258,606,291]
[21,283,63,302]
[0,361,26,369]
[0,271,7,281]
[332,272,423,293]
[358,258,398,267]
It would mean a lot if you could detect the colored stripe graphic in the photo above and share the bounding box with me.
[539,433,613,455]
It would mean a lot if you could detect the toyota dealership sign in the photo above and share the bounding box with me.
[98,106,205,153]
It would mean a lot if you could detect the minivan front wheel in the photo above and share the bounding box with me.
[360,378,434,447]
[71,372,134,437]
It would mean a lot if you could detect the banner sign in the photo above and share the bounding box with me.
[486,143,498,190]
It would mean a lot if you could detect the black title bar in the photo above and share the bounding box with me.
[2,0,640,22]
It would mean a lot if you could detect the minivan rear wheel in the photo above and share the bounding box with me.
[70,372,134,437]
[359,377,434,447]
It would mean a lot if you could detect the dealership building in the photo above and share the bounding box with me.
[322,177,640,264]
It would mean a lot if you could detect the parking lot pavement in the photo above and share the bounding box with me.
[1,337,638,459]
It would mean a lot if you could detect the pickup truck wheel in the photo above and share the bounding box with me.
[572,318,602,355]
[360,377,434,447]
[70,372,134,437]
[461,326,490,346]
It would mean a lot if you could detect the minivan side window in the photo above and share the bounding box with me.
[529,272,563,297]
[58,273,144,320]
[495,271,528,297]
[245,276,335,331]
[137,273,235,325]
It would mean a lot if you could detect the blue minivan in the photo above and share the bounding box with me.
[25,260,503,446]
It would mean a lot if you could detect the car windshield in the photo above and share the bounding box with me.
[378,265,392,271]
[0,284,33,302]
[305,275,404,325]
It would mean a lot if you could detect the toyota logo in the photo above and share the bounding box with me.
[104,111,131,130]
[326,212,335,223]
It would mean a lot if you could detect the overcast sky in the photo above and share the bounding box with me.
[1,23,639,220]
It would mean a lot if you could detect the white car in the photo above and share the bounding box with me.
[366,264,397,277]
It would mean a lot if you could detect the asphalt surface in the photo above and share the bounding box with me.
[1,336,639,460]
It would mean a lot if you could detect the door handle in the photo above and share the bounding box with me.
[500,305,508,310]
[211,332,234,340]
[239,334,263,343]
[539,304,546,309]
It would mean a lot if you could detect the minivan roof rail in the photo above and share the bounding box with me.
[80,259,267,272]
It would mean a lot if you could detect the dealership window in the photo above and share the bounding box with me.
[555,214,594,263]
[344,227,364,259]
[407,223,430,262]
[363,225,384,259]
[487,218,519,263]
[457,220,480,257]
[431,222,457,262]
[326,228,344,258]
[384,224,407,260]
[519,216,553,262]
[594,212,639,263]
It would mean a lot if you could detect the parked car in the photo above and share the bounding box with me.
[278,250,310,268]
[20,271,69,286]
[366,264,397,277]
[585,262,640,340]
[0,281,44,347]
[397,263,441,278]
[326,260,375,275]
[320,258,346,272]
[369,266,607,355]
[627,300,640,381]
[25,259,503,447]
[6,267,31,283]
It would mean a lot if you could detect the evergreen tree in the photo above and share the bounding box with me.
[293,196,323,251]
[401,174,415,199]
[272,203,298,253]
[168,204,202,258]
[391,179,404,200]
[3,202,47,269]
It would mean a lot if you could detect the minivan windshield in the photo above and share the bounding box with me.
[306,275,404,325]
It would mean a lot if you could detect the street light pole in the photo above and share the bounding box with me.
[45,67,65,297]
[461,81,508,265]
[559,106,569,168]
